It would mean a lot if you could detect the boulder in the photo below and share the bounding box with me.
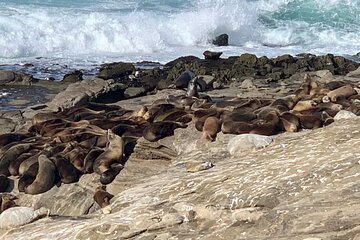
[212,34,229,46]
[0,70,34,85]
[334,110,357,121]
[0,207,49,229]
[62,70,83,83]
[124,87,147,99]
[227,134,273,155]
[346,66,360,78]
[97,62,135,80]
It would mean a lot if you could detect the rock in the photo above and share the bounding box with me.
[346,66,360,78]
[227,134,273,155]
[203,51,223,60]
[97,62,135,80]
[315,70,333,79]
[240,78,256,89]
[334,110,357,121]
[212,34,229,46]
[197,75,215,89]
[173,70,195,89]
[0,70,34,85]
[186,161,214,172]
[0,118,16,134]
[0,207,49,229]
[124,87,147,99]
[62,70,83,83]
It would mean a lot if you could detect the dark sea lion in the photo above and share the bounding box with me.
[93,186,114,209]
[222,109,257,123]
[1,195,17,213]
[195,111,222,132]
[143,121,187,142]
[32,112,60,125]
[0,175,9,192]
[325,81,347,91]
[327,84,356,102]
[51,155,80,184]
[93,130,124,174]
[270,96,298,110]
[64,147,89,172]
[143,104,175,122]
[296,114,323,129]
[251,111,280,136]
[111,124,137,136]
[0,142,33,176]
[25,155,56,195]
[203,50,223,60]
[173,70,195,89]
[221,121,253,134]
[202,116,222,141]
[83,148,105,174]
[186,77,199,98]
[279,112,300,132]
[0,132,35,148]
[18,162,39,192]
[100,163,124,185]
[8,149,40,176]
[235,99,263,111]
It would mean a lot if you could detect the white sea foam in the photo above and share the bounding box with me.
[0,0,358,68]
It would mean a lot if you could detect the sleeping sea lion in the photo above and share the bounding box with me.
[202,116,222,141]
[143,121,187,142]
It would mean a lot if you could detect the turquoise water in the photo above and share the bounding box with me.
[0,0,359,74]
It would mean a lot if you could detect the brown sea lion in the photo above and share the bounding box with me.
[186,77,199,98]
[8,149,40,176]
[32,112,60,125]
[51,155,80,184]
[292,100,318,112]
[202,116,222,141]
[18,162,39,192]
[143,104,175,122]
[100,163,124,185]
[251,111,280,136]
[93,186,114,209]
[143,121,187,142]
[327,84,356,102]
[0,195,17,213]
[279,112,300,132]
[0,142,34,176]
[25,155,56,195]
[64,147,89,172]
[93,130,124,174]
[221,120,254,134]
[83,148,105,174]
[0,132,35,148]
[0,175,9,192]
[221,108,257,123]
[295,113,323,129]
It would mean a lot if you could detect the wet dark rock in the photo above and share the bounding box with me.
[203,51,223,60]
[0,70,34,85]
[62,70,83,83]
[97,62,135,80]
[212,34,229,46]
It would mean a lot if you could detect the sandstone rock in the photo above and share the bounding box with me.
[203,50,223,60]
[97,62,135,80]
[227,134,273,155]
[334,110,357,121]
[62,70,83,83]
[212,34,229,46]
[346,66,360,78]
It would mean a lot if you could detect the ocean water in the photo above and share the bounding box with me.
[0,0,359,78]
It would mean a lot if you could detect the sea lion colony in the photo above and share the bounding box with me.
[0,73,359,211]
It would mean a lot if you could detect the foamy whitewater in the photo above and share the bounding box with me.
[0,0,360,77]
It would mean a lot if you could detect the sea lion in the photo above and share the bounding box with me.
[0,142,33,176]
[327,84,356,102]
[173,70,195,89]
[25,155,56,195]
[0,133,34,148]
[143,104,175,122]
[221,120,253,134]
[51,155,80,184]
[83,148,105,174]
[100,163,124,185]
[202,116,222,141]
[251,111,280,136]
[221,109,257,123]
[279,112,300,132]
[203,50,223,60]
[186,77,199,98]
[93,130,124,174]
[0,175,9,192]
[0,195,17,213]
[8,149,40,176]
[32,112,60,125]
[18,162,39,192]
[292,100,318,112]
[296,113,323,129]
[143,121,187,142]
[64,147,89,172]
[93,186,114,209]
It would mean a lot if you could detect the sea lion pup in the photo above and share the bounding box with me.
[100,163,124,185]
[186,77,199,98]
[250,110,280,136]
[0,142,34,176]
[327,84,356,102]
[143,121,187,142]
[0,195,18,213]
[51,155,80,184]
[279,112,300,132]
[0,175,9,192]
[93,130,125,175]
[172,70,195,89]
[93,186,114,210]
[83,148,105,174]
[201,116,222,141]
[0,132,35,148]
[25,155,56,195]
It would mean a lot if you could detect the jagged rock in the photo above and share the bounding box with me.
[227,134,273,155]
[62,70,83,83]
[212,34,229,46]
[97,62,135,80]
[334,110,357,121]
[203,50,223,60]
[0,70,34,85]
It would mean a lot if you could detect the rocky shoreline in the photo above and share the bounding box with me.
[0,53,360,239]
